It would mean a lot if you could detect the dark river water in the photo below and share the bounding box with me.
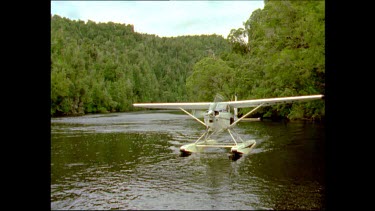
[51,110,325,210]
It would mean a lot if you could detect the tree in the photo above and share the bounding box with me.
[227,28,249,54]
[186,57,235,101]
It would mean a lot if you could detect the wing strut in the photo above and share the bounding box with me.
[179,107,207,127]
[229,103,264,128]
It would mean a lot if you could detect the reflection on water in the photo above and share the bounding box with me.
[51,111,325,210]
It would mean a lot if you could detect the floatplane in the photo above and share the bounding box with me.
[133,94,324,156]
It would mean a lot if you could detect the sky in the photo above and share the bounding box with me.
[51,1,264,38]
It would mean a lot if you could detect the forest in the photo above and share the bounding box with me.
[51,0,325,120]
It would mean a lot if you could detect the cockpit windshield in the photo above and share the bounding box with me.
[215,103,229,112]
[209,94,225,111]
[208,94,228,112]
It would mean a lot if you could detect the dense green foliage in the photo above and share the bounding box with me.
[187,0,325,120]
[51,0,325,120]
[51,15,230,116]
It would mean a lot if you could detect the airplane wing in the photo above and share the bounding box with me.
[227,94,324,108]
[133,102,211,110]
[133,94,324,110]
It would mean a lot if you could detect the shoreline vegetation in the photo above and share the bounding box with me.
[51,0,325,121]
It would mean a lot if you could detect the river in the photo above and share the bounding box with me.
[51,110,325,210]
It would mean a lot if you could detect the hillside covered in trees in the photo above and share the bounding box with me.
[51,0,325,120]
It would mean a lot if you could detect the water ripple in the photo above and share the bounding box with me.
[51,111,325,210]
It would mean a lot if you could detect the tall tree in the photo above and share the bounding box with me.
[186,57,235,101]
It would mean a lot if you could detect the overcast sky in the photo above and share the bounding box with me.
[51,1,264,38]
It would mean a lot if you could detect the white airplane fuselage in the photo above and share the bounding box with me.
[203,102,234,132]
